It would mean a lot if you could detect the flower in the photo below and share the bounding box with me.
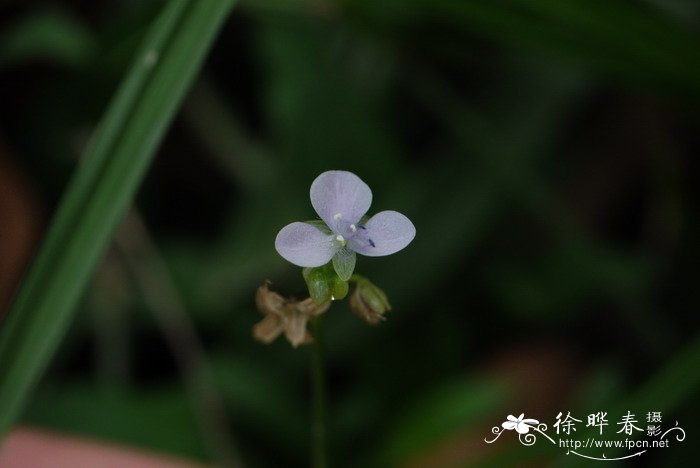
[275,170,416,280]
[501,414,539,434]
[253,283,330,347]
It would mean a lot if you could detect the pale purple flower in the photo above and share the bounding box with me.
[501,414,539,434]
[275,170,416,280]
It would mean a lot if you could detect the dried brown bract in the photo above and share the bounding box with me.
[253,282,330,347]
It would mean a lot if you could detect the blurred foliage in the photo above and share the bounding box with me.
[0,0,698,466]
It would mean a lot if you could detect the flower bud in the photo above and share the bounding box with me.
[303,263,349,304]
[302,266,331,304]
[349,277,391,325]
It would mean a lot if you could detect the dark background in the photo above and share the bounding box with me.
[0,0,698,466]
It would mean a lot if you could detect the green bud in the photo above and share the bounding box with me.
[349,276,391,325]
[303,262,349,304]
[330,276,349,301]
[302,266,330,303]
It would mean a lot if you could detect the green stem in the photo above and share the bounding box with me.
[310,316,328,468]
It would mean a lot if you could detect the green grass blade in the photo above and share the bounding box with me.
[0,0,235,435]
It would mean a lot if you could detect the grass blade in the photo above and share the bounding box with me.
[0,0,235,435]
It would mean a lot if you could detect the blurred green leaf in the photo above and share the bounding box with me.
[622,333,700,415]
[489,243,653,319]
[183,76,276,192]
[212,355,308,455]
[24,383,207,459]
[373,0,700,95]
[0,0,235,434]
[557,335,700,467]
[0,8,96,68]
[379,378,505,467]
[258,16,400,178]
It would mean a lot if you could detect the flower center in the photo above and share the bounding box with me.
[334,220,376,250]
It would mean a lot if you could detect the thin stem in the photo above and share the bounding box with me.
[91,257,131,394]
[310,315,328,468]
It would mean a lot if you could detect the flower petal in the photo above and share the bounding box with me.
[275,222,339,267]
[310,171,372,229]
[502,421,517,430]
[332,248,356,281]
[350,210,416,257]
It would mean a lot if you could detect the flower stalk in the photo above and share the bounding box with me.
[310,315,328,468]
